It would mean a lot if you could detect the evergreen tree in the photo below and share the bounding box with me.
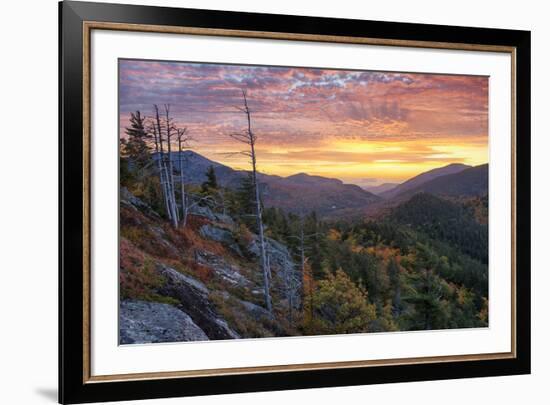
[123,111,151,169]
[201,165,218,192]
[234,172,257,229]
[403,269,449,330]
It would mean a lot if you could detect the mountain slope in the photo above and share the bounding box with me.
[381,163,471,199]
[119,187,300,343]
[169,151,381,216]
[399,164,488,198]
[388,192,488,263]
[263,173,381,215]
[160,150,243,186]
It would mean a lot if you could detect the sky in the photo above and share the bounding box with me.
[119,59,488,186]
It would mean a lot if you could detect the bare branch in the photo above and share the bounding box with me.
[220,151,253,158]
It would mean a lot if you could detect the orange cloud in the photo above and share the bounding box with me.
[119,60,488,184]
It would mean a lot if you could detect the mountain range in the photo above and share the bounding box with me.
[167,151,488,218]
[169,151,381,215]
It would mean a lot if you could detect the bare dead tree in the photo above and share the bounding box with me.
[176,127,193,227]
[152,104,178,227]
[163,104,179,227]
[149,109,171,219]
[229,89,272,314]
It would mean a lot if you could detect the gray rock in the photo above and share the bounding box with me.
[199,224,234,245]
[189,204,217,221]
[189,205,234,226]
[157,264,209,295]
[247,236,294,274]
[247,236,301,309]
[239,299,274,321]
[155,264,240,340]
[214,213,235,226]
[120,187,160,218]
[198,224,243,256]
[195,251,251,286]
[119,300,208,344]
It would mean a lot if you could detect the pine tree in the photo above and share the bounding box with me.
[235,172,257,229]
[123,111,150,169]
[201,165,218,193]
[404,269,448,330]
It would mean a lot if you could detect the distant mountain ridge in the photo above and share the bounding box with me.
[157,151,487,217]
[399,164,488,198]
[166,151,381,216]
[380,163,471,199]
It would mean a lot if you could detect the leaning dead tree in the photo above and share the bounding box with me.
[149,104,180,228]
[149,107,170,220]
[163,104,179,226]
[229,89,273,313]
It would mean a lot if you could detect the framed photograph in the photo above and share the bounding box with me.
[59,1,531,403]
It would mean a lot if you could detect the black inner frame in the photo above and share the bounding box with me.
[59,1,531,403]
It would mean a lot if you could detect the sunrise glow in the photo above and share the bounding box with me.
[119,60,488,185]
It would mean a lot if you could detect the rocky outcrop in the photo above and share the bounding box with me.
[189,204,234,226]
[248,237,293,270]
[119,300,208,344]
[248,236,301,310]
[120,187,160,218]
[155,264,240,340]
[238,299,274,321]
[199,223,243,256]
[194,250,250,287]
[199,224,233,245]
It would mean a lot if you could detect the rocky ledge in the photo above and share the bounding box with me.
[119,300,208,344]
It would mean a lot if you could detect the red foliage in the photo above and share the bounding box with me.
[119,238,164,300]
[187,260,214,283]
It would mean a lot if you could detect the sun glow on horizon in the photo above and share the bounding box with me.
[119,59,488,186]
[192,137,488,185]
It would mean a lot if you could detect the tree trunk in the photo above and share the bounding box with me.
[244,93,272,314]
[252,154,272,313]
[151,115,171,219]
[163,106,178,228]
[178,137,187,227]
[300,226,306,302]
